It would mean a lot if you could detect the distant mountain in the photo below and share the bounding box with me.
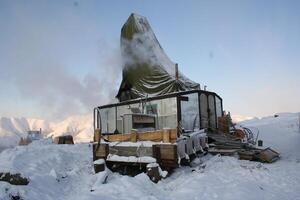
[0,114,93,149]
[231,114,256,123]
[48,115,93,143]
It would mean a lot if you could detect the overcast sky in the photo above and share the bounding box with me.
[0,0,299,120]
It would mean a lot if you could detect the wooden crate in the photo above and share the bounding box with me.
[218,116,230,133]
[93,143,109,161]
[152,144,178,168]
[255,148,280,163]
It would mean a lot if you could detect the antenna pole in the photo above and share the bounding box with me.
[175,63,179,80]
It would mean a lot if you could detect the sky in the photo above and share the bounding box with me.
[0,0,299,120]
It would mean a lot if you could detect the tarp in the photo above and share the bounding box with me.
[116,13,200,102]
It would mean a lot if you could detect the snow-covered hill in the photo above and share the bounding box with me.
[239,112,300,160]
[0,114,93,149]
[231,114,255,123]
[0,112,300,200]
[48,115,93,143]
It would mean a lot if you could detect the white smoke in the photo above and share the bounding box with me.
[121,30,177,76]
[120,15,199,90]
[0,2,122,120]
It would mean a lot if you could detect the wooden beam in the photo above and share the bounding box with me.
[139,130,163,141]
[102,129,177,143]
[109,146,153,157]
[103,134,131,142]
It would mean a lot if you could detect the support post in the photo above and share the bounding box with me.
[163,129,170,143]
[175,63,179,80]
[94,129,101,143]
[131,130,137,142]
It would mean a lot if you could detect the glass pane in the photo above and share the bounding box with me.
[200,93,208,128]
[99,107,116,134]
[215,96,222,127]
[208,95,216,129]
[114,98,177,133]
[180,93,200,132]
[146,97,177,130]
[116,103,141,133]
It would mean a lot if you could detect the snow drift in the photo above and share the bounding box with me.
[0,112,299,200]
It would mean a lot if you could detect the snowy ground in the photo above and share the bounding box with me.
[0,113,300,200]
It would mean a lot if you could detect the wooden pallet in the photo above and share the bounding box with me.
[208,148,237,156]
[207,132,280,163]
[93,130,208,172]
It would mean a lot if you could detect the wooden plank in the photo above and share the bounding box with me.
[160,148,176,160]
[153,144,177,160]
[169,129,177,140]
[213,146,243,150]
[170,139,176,143]
[131,130,137,142]
[109,146,153,157]
[138,130,163,141]
[238,150,257,160]
[93,143,109,160]
[255,148,280,163]
[159,159,179,168]
[152,144,178,168]
[163,129,170,143]
[103,129,177,143]
[208,148,237,156]
[152,145,161,164]
[218,116,230,133]
[103,134,131,142]
[138,129,176,142]
[94,129,101,142]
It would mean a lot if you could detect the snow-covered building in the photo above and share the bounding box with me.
[93,13,224,171]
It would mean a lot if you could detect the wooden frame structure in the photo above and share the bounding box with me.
[94,89,223,134]
[93,128,208,170]
[92,90,222,172]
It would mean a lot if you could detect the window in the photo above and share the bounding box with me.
[146,104,157,114]
[180,93,200,132]
[208,95,216,129]
[99,107,116,134]
[200,93,208,129]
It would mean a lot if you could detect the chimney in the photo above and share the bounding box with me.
[175,63,179,80]
[204,85,207,91]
